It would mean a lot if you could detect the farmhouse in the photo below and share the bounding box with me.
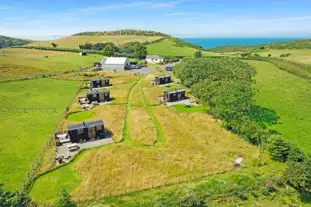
[164,89,186,102]
[101,57,129,72]
[146,55,164,64]
[79,52,87,56]
[67,120,105,143]
[86,90,110,103]
[91,78,110,88]
[155,75,172,85]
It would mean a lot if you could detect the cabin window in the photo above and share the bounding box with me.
[93,94,97,98]
[78,128,83,135]
[96,125,103,131]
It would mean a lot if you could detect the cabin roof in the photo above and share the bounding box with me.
[156,75,171,79]
[165,89,185,94]
[91,77,109,82]
[84,120,104,128]
[68,123,84,131]
[86,90,110,96]
[67,120,104,131]
[101,57,127,65]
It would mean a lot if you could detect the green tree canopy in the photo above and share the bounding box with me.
[52,189,76,207]
[193,50,202,58]
[103,45,114,56]
[268,136,291,162]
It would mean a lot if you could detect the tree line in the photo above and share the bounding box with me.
[174,57,311,192]
[0,35,31,48]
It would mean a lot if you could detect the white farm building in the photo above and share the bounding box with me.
[101,57,129,72]
[145,55,164,64]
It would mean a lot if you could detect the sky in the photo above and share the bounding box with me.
[1,0,311,40]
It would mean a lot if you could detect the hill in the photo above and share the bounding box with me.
[73,29,169,37]
[207,38,311,53]
[0,35,32,48]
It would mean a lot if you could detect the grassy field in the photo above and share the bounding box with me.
[0,78,80,189]
[170,104,209,113]
[29,71,258,205]
[247,60,311,153]
[0,48,99,79]
[146,39,218,57]
[259,49,311,64]
[27,35,163,48]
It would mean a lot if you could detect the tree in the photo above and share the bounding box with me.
[193,50,202,58]
[0,184,34,207]
[103,45,114,56]
[52,189,76,207]
[268,136,290,162]
[51,43,57,48]
[288,145,305,162]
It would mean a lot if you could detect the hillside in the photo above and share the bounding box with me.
[0,35,32,48]
[208,38,311,53]
[74,29,169,37]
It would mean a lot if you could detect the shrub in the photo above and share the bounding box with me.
[52,189,77,207]
[268,136,290,162]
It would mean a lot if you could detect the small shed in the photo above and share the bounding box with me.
[164,89,186,102]
[79,52,87,56]
[67,120,104,143]
[86,90,110,103]
[91,78,110,88]
[155,75,172,85]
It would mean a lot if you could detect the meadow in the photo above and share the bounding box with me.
[259,49,311,64]
[0,48,98,80]
[247,60,311,153]
[27,35,163,48]
[29,71,258,205]
[0,78,80,190]
[146,38,218,57]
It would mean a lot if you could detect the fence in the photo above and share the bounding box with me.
[0,106,56,113]
[19,81,83,192]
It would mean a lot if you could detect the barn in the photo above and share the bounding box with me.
[86,90,110,103]
[164,89,186,102]
[155,75,172,85]
[91,78,110,88]
[67,120,105,143]
[101,57,129,72]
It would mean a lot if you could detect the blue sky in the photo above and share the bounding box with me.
[0,0,311,40]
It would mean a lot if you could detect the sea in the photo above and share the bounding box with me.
[181,37,305,49]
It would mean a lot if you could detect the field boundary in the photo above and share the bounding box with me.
[0,106,56,113]
[19,81,83,192]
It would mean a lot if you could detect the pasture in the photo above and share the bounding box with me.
[0,48,98,80]
[27,35,163,48]
[259,49,311,64]
[0,78,80,189]
[29,71,258,205]
[247,60,311,153]
[146,39,218,57]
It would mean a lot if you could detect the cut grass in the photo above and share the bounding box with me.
[246,60,311,153]
[0,48,99,79]
[67,111,95,122]
[0,78,80,190]
[146,39,219,57]
[27,35,163,48]
[259,49,311,64]
[170,104,209,113]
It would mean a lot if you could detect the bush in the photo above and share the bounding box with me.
[268,136,290,162]
[52,189,76,207]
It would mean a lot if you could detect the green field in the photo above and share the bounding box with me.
[146,39,218,56]
[0,78,80,189]
[170,104,209,113]
[259,49,311,64]
[0,48,99,79]
[247,60,311,153]
[27,35,162,48]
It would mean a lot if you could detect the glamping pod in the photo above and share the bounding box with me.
[155,75,172,85]
[164,89,186,102]
[86,90,110,103]
[91,78,110,88]
[67,120,105,143]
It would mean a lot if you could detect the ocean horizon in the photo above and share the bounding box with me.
[181,37,307,49]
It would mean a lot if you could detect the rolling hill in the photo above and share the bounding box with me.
[0,35,32,48]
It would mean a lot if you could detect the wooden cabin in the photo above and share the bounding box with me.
[86,90,110,103]
[155,75,172,85]
[164,89,186,102]
[67,120,105,143]
[91,78,110,88]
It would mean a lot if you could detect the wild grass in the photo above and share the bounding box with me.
[0,78,80,189]
[129,107,157,146]
[247,60,311,153]
[259,49,311,64]
[26,35,163,48]
[170,104,209,113]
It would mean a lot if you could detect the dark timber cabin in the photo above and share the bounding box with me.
[67,120,105,143]
[155,75,172,85]
[91,78,110,88]
[164,89,186,102]
[86,90,110,103]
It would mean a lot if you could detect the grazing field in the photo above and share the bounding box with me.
[247,60,311,153]
[0,48,98,79]
[259,49,311,64]
[146,39,218,57]
[0,78,80,189]
[29,72,258,205]
[27,35,163,48]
